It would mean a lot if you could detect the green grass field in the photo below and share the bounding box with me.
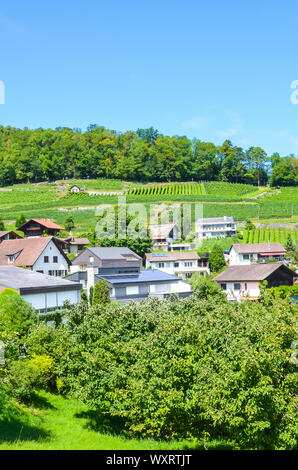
[0,390,234,450]
[0,180,297,235]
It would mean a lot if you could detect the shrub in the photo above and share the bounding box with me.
[56,295,298,449]
[0,292,38,337]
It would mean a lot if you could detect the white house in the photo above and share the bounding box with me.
[213,263,294,302]
[148,223,179,251]
[145,251,210,279]
[0,266,81,313]
[195,216,237,239]
[228,243,286,265]
[0,236,71,277]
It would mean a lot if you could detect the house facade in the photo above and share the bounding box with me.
[213,263,294,301]
[67,246,193,302]
[0,237,70,277]
[0,266,81,313]
[145,252,210,279]
[148,223,179,251]
[195,216,237,239]
[17,218,65,237]
[229,243,286,265]
[58,236,90,256]
[0,231,22,243]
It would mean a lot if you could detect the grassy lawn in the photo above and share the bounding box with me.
[0,390,234,450]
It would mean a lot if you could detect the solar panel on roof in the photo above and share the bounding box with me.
[151,253,167,257]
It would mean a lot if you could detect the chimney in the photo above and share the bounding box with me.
[86,266,98,293]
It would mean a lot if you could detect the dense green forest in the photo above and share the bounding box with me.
[0,125,296,186]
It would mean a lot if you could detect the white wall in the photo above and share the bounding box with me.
[22,289,80,312]
[33,240,69,276]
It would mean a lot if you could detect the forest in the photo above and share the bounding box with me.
[0,125,297,187]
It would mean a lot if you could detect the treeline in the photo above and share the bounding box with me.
[0,125,297,186]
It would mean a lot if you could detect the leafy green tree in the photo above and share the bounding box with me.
[65,215,75,231]
[285,233,295,252]
[56,295,298,449]
[209,245,226,273]
[190,273,225,299]
[92,280,111,306]
[15,214,26,228]
[0,216,4,231]
[0,291,38,337]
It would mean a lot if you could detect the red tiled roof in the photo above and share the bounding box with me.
[17,218,64,231]
[0,237,69,267]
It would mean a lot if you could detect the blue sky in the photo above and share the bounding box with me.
[0,0,298,156]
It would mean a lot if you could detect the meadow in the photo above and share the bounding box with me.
[0,390,232,450]
[0,180,297,236]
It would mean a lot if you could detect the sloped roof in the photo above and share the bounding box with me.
[87,246,142,261]
[0,236,70,267]
[59,237,90,246]
[231,243,286,254]
[196,217,234,224]
[0,266,81,292]
[96,269,180,285]
[213,263,294,282]
[0,230,22,240]
[148,224,176,239]
[17,218,64,231]
[146,251,199,262]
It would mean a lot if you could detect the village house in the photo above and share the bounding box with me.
[0,266,81,313]
[195,216,237,239]
[0,236,71,277]
[145,251,210,279]
[67,246,192,302]
[0,230,23,243]
[228,242,286,265]
[148,223,179,251]
[17,218,65,237]
[213,262,295,302]
[58,236,90,256]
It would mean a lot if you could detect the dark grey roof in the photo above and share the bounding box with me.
[0,266,81,293]
[95,269,180,285]
[213,263,294,282]
[88,246,142,260]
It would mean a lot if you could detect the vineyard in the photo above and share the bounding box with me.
[242,227,298,245]
[127,181,264,198]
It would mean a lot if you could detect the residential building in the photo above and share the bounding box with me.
[195,216,237,239]
[0,236,70,277]
[229,243,286,265]
[17,218,65,237]
[145,251,210,279]
[0,230,22,243]
[213,262,294,301]
[0,266,81,313]
[58,236,90,256]
[148,223,179,251]
[67,246,193,302]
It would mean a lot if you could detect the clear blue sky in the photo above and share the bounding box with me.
[1,0,298,157]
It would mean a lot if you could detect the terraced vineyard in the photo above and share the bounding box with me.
[128,182,206,196]
[242,227,298,245]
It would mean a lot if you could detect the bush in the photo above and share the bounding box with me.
[56,295,298,449]
[6,354,55,402]
[0,292,38,337]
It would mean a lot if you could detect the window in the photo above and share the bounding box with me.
[184,262,193,267]
[234,283,241,290]
[53,256,58,263]
[158,262,165,268]
[174,262,179,267]
[244,283,247,290]
[243,254,249,260]
[221,283,227,290]
[8,256,14,263]
[126,285,139,296]
[44,256,49,263]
